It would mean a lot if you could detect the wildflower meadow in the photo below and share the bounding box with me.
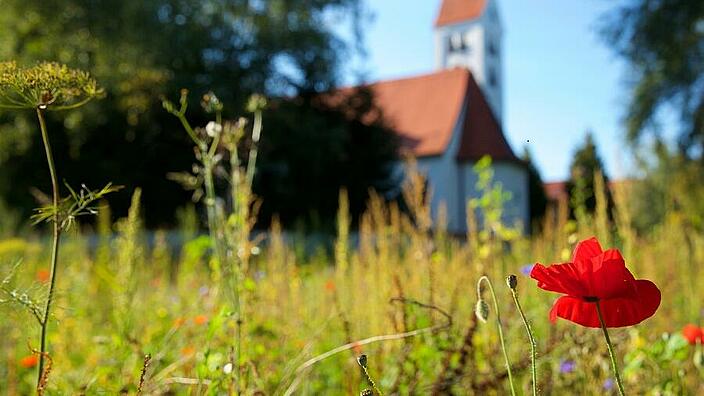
[0,61,702,395]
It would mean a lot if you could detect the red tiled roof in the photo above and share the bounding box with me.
[356,68,470,157]
[321,68,518,162]
[456,73,518,162]
[435,0,487,27]
[544,181,568,202]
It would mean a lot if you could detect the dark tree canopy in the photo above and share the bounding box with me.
[521,146,547,228]
[0,0,397,228]
[601,0,704,156]
[259,88,399,229]
[568,132,612,214]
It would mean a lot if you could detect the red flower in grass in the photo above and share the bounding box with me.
[193,314,208,325]
[36,269,50,283]
[19,355,38,368]
[682,324,704,345]
[530,237,660,328]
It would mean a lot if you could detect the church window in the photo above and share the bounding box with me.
[487,38,497,56]
[489,68,498,86]
[449,32,466,52]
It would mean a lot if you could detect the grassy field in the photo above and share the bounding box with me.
[1,163,703,395]
[0,62,701,395]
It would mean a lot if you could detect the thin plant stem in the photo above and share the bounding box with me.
[227,135,243,394]
[280,297,452,396]
[245,109,262,188]
[36,108,62,387]
[477,276,516,396]
[361,365,383,396]
[509,285,538,396]
[596,300,626,396]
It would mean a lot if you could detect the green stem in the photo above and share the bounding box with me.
[36,108,62,388]
[510,287,538,396]
[203,152,242,394]
[361,366,384,396]
[477,276,516,396]
[245,110,262,190]
[596,301,626,396]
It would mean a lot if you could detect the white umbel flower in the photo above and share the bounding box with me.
[206,121,222,137]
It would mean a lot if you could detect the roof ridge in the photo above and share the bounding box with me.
[336,67,471,91]
[435,0,488,27]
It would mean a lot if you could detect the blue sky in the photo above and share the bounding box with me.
[342,0,630,182]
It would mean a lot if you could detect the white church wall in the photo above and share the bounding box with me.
[494,162,529,230]
[413,99,467,233]
[457,160,528,233]
[416,156,454,228]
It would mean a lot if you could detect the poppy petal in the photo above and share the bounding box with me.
[580,249,638,300]
[572,237,603,266]
[531,262,588,296]
[549,279,661,328]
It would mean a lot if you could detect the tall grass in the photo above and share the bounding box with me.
[1,153,703,394]
[1,69,703,394]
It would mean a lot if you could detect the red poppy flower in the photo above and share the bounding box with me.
[530,237,660,328]
[682,324,704,345]
[36,269,50,283]
[324,280,336,292]
[19,355,38,368]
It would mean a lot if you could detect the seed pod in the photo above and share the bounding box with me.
[475,300,490,323]
[506,274,518,290]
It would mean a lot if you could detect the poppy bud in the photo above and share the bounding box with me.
[475,299,490,323]
[506,274,517,290]
[357,354,368,368]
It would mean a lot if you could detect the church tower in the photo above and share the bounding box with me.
[434,0,503,124]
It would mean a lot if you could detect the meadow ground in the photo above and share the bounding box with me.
[1,167,703,395]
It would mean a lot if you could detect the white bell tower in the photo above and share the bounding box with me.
[434,0,504,124]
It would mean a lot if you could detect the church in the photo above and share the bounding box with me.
[353,0,529,233]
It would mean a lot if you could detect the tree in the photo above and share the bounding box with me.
[521,146,547,228]
[601,0,704,156]
[567,132,612,215]
[0,0,378,227]
[258,88,399,230]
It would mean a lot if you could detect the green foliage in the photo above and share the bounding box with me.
[258,92,399,230]
[31,182,122,231]
[628,144,704,232]
[0,0,368,226]
[568,132,612,218]
[601,0,704,155]
[521,146,547,229]
[469,156,520,241]
[0,261,43,325]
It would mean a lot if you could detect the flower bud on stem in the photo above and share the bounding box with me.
[357,354,383,396]
[476,276,516,396]
[507,274,538,396]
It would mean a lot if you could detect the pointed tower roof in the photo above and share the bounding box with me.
[435,0,487,27]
